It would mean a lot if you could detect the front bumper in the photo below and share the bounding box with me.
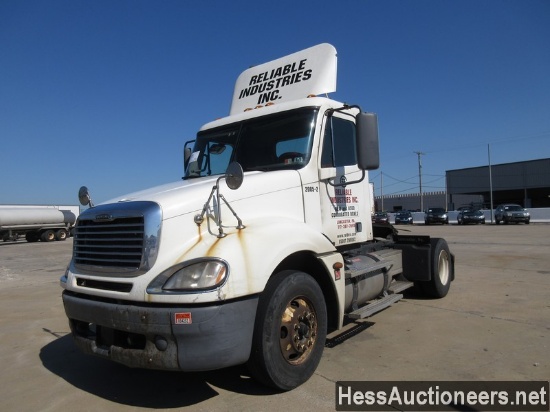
[426,217,447,224]
[463,217,485,224]
[63,291,258,371]
[504,215,529,223]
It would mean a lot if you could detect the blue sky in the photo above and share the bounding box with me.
[1,0,549,205]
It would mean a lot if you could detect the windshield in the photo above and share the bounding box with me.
[185,108,317,178]
[464,209,481,215]
[504,205,523,211]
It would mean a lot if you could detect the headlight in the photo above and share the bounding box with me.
[147,258,228,294]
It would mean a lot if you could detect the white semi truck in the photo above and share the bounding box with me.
[61,44,454,390]
[0,206,77,242]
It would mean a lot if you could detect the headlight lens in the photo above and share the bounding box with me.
[147,259,228,293]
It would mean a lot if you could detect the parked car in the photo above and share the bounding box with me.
[495,204,530,224]
[424,207,448,225]
[395,211,413,224]
[457,209,485,225]
[372,212,389,224]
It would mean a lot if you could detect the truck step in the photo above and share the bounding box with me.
[325,321,374,348]
[388,280,414,294]
[347,293,403,320]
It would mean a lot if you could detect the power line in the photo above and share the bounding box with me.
[421,130,550,156]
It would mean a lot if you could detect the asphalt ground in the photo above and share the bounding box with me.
[0,223,548,411]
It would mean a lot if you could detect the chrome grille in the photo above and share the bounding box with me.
[73,201,162,276]
[74,217,144,268]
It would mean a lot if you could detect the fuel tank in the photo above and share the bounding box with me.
[344,248,403,312]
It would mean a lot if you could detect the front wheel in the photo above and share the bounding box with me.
[247,270,327,391]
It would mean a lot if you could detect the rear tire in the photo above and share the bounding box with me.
[247,270,327,391]
[55,229,68,241]
[419,238,452,298]
[40,230,55,242]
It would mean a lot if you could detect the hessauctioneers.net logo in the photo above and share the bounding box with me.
[335,381,549,411]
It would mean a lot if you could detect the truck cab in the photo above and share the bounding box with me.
[61,44,454,391]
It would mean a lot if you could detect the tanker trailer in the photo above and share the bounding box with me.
[0,207,77,242]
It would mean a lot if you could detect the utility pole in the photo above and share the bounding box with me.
[488,144,494,223]
[414,151,425,211]
[380,172,384,211]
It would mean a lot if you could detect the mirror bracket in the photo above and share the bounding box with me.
[194,162,245,237]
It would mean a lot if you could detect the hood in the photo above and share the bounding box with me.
[101,170,304,221]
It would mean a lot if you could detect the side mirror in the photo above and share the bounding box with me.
[183,140,195,171]
[225,162,244,190]
[78,186,94,208]
[356,112,380,170]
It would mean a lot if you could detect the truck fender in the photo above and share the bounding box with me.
[177,217,344,301]
[238,218,344,333]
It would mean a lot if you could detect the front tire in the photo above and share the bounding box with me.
[247,270,327,391]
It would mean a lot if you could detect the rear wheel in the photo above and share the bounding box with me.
[419,238,452,298]
[247,270,327,391]
[55,229,68,241]
[40,230,55,242]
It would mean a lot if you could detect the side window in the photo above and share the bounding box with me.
[321,116,357,168]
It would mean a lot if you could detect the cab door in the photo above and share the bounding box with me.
[317,110,372,246]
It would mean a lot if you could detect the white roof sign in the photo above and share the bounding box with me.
[230,43,337,115]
